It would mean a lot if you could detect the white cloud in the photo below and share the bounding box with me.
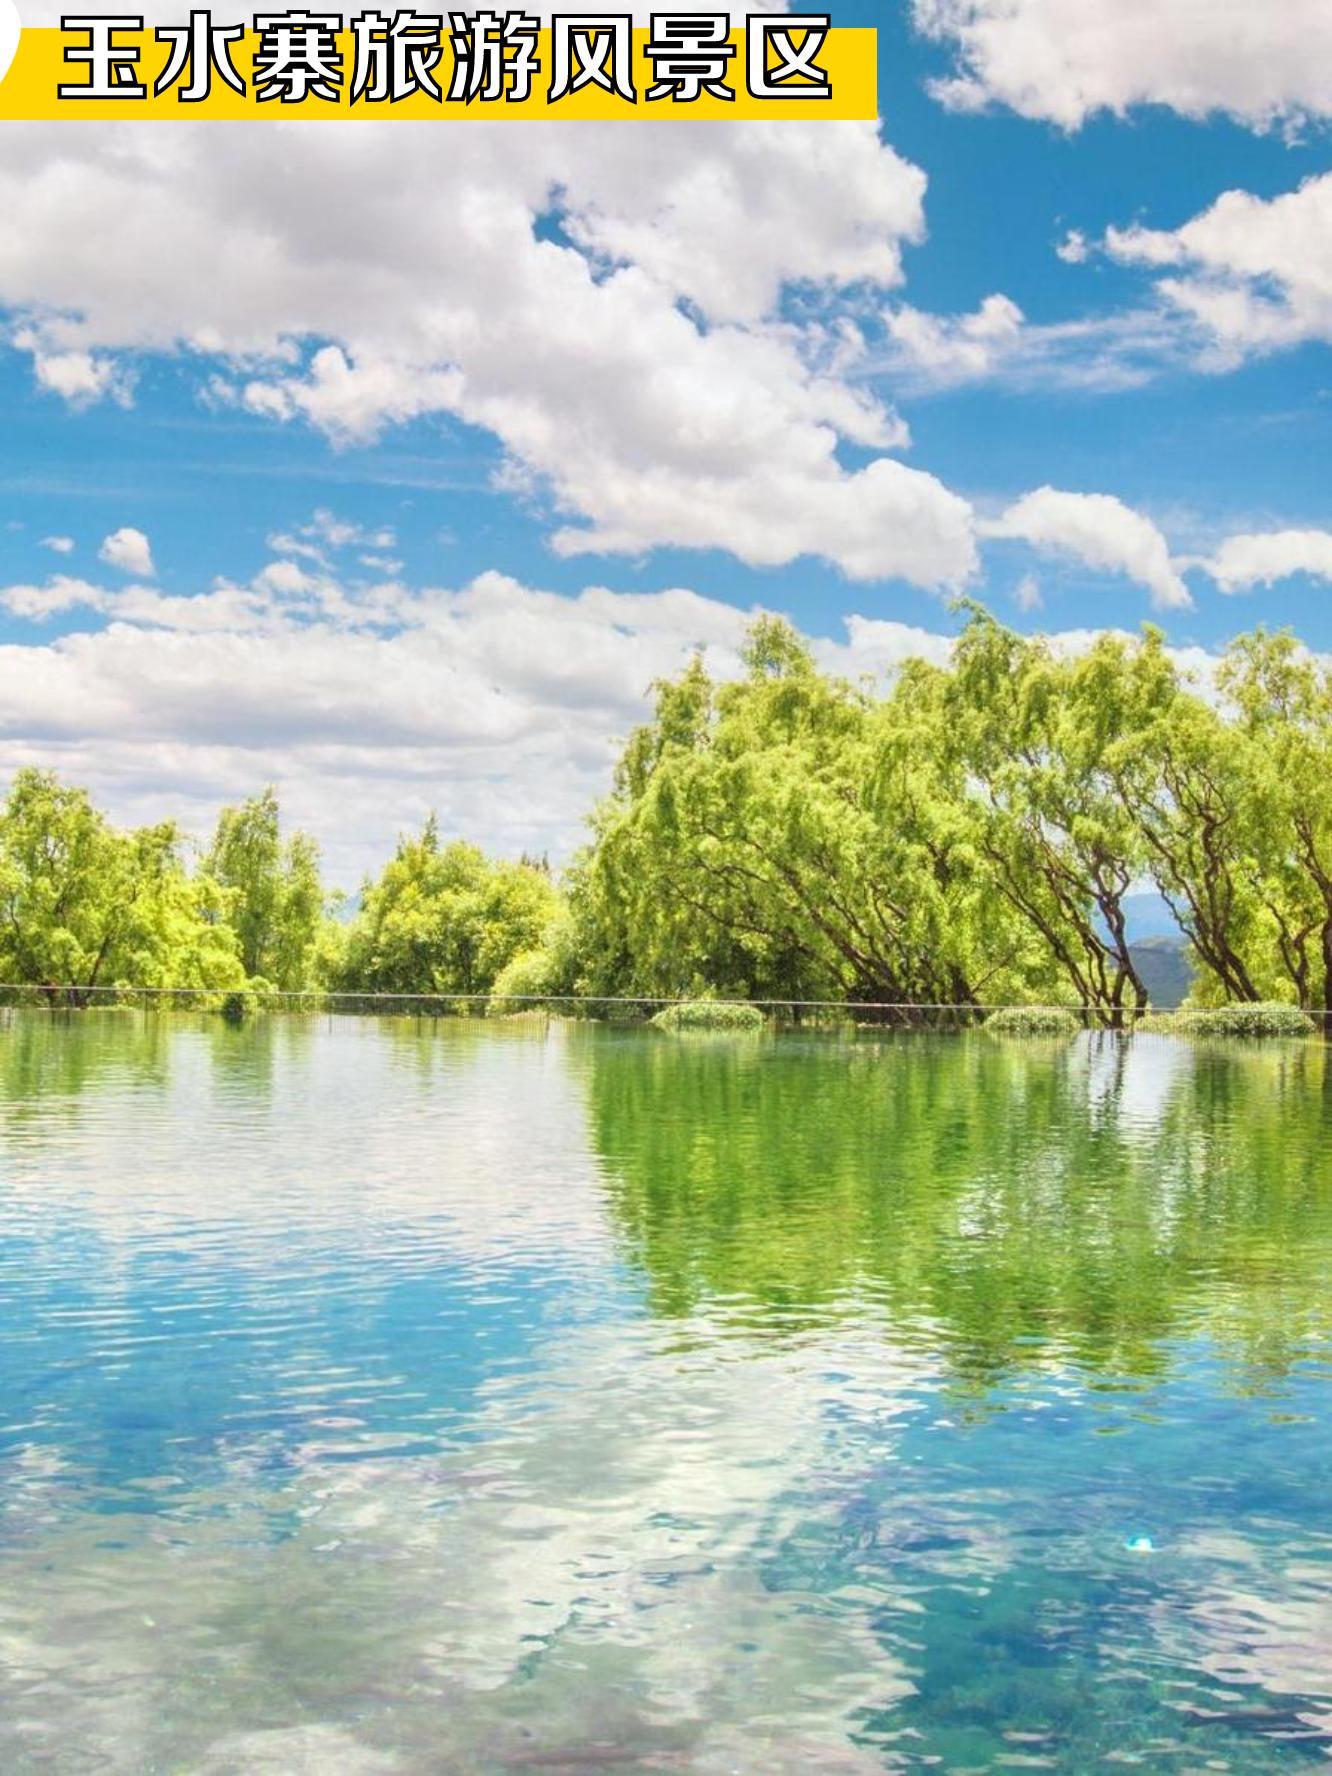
[1103,173,1332,362]
[877,288,1211,400]
[99,527,156,577]
[18,341,134,407]
[813,614,955,679]
[884,293,1025,378]
[0,0,18,90]
[0,121,981,588]
[251,558,322,598]
[1013,573,1043,612]
[985,487,1193,611]
[914,0,1332,132]
[0,555,1250,881]
[873,299,1191,395]
[0,575,113,622]
[0,566,764,881]
[40,535,75,554]
[1200,528,1332,593]
[266,509,399,567]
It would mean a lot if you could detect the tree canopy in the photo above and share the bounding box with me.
[205,788,325,990]
[0,769,244,1002]
[572,609,1332,1021]
[334,818,565,1000]
[6,607,1332,1020]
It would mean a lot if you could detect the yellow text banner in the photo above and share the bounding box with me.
[0,22,877,120]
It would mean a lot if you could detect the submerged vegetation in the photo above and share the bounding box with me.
[1164,1002,1317,1039]
[985,1006,1082,1038]
[650,999,766,1033]
[4,606,1332,1032]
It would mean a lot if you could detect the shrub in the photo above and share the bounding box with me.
[984,1005,1081,1038]
[651,998,766,1034]
[1184,1001,1316,1039]
[488,946,560,1014]
[220,989,256,1025]
[218,975,278,1023]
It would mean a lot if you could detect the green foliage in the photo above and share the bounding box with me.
[337,820,565,1000]
[487,947,557,1009]
[220,988,259,1025]
[573,619,1048,1011]
[944,615,1176,1026]
[984,1006,1082,1037]
[577,609,1332,1023]
[486,912,582,1014]
[9,605,1332,1025]
[205,788,325,990]
[0,767,245,1001]
[1178,1002,1316,1039]
[650,998,766,1033]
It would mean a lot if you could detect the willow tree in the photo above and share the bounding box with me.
[1099,641,1267,1005]
[337,818,565,999]
[0,768,244,1001]
[205,788,325,990]
[945,612,1167,1026]
[1220,632,1332,1013]
[575,618,1038,1009]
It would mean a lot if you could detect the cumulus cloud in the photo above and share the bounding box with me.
[15,339,135,407]
[1103,173,1332,362]
[0,550,1248,880]
[876,290,1193,398]
[1199,529,1332,593]
[267,509,399,566]
[0,575,114,622]
[99,527,156,577]
[0,564,759,880]
[913,0,1332,132]
[40,535,75,555]
[0,120,983,588]
[985,487,1193,612]
[884,293,1025,379]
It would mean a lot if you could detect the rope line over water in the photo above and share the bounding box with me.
[2,980,1330,1031]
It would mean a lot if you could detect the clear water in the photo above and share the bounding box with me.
[2,1011,1331,1774]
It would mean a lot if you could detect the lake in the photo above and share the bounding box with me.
[2,1010,1331,1773]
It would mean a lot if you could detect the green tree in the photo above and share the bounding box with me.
[1105,678,1266,1004]
[574,619,1042,1009]
[205,788,325,990]
[945,613,1171,1026]
[1219,631,1332,1012]
[337,817,565,1000]
[0,768,243,1002]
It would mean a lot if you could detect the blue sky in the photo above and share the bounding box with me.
[1,0,1330,874]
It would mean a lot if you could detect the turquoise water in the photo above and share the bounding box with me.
[2,1010,1331,1773]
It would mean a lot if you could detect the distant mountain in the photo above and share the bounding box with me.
[1129,936,1192,1009]
[1121,891,1185,944]
[1092,892,1192,1005]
